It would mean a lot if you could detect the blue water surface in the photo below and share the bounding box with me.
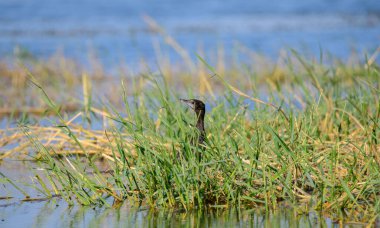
[0,0,379,69]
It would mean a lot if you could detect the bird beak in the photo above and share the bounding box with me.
[180,99,194,109]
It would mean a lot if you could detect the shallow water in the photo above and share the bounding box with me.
[1,0,379,69]
[0,199,368,228]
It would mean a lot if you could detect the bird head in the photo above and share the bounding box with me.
[180,99,205,113]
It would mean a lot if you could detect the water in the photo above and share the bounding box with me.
[0,199,366,227]
[0,0,379,69]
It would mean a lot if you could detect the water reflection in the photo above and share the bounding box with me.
[0,199,371,227]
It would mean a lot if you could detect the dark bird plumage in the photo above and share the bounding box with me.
[180,98,206,152]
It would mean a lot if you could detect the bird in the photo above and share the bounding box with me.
[180,99,206,151]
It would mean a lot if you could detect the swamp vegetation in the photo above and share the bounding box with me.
[0,48,379,225]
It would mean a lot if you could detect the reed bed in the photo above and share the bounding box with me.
[0,48,379,224]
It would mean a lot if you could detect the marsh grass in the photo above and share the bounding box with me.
[0,48,380,224]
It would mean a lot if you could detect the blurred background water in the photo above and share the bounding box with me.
[0,0,379,69]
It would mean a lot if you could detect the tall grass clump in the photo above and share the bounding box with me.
[1,50,379,223]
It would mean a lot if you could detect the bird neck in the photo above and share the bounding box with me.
[195,109,205,132]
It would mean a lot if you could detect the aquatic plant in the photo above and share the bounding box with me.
[0,48,379,224]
